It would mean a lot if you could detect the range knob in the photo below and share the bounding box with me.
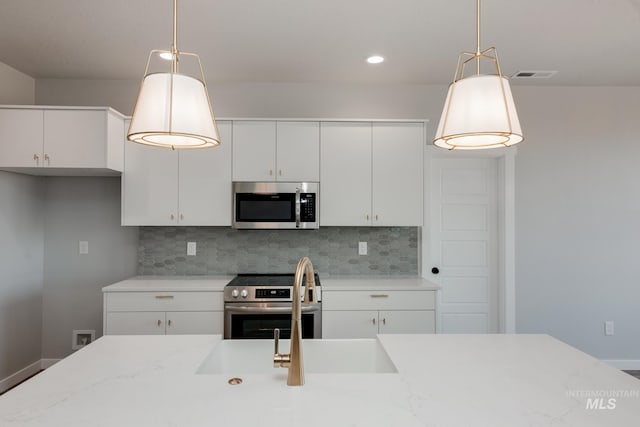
[240,289,249,299]
[231,288,239,298]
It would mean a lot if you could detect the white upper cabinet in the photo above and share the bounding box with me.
[320,122,372,226]
[178,121,233,225]
[232,120,319,182]
[320,121,424,226]
[276,121,319,181]
[0,107,124,174]
[372,122,424,226]
[121,119,179,226]
[0,109,44,167]
[121,121,233,226]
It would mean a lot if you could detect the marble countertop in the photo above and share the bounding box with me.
[1,334,638,426]
[102,275,439,292]
[102,276,235,292]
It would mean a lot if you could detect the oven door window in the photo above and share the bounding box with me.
[230,313,315,339]
[235,193,295,222]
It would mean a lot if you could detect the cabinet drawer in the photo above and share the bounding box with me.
[322,290,435,311]
[105,291,223,312]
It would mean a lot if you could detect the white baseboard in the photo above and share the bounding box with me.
[0,360,42,394]
[41,358,62,369]
[0,358,63,394]
[602,359,640,370]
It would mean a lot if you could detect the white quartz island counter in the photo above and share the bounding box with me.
[1,335,638,426]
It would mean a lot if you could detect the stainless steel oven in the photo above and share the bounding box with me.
[224,274,322,339]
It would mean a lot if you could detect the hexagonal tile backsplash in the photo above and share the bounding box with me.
[138,226,419,275]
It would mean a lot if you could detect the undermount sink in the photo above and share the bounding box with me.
[196,338,398,375]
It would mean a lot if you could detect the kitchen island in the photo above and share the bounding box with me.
[1,334,638,426]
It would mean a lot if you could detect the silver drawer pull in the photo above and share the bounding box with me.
[370,294,389,298]
[155,295,174,299]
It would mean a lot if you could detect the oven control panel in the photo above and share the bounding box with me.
[224,286,321,302]
[255,288,290,299]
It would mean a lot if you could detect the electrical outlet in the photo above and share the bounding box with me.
[604,320,615,336]
[358,241,367,256]
[187,241,197,256]
[79,241,89,255]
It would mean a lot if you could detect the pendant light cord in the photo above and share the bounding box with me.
[172,0,179,73]
[476,0,481,75]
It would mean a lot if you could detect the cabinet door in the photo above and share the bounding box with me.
[165,311,224,335]
[322,310,378,338]
[232,121,276,181]
[105,312,166,335]
[0,109,43,167]
[121,125,179,225]
[372,123,424,226]
[44,110,106,168]
[276,121,319,181]
[178,121,232,225]
[320,122,372,225]
[378,310,435,334]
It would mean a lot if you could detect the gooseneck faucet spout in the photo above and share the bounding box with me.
[273,257,318,386]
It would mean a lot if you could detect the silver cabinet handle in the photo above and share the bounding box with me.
[170,214,175,220]
[366,214,370,221]
[180,213,184,220]
[375,214,378,221]
[279,170,282,176]
[370,294,389,298]
[269,169,273,176]
[44,154,50,166]
[155,295,174,299]
[33,153,39,165]
[382,318,386,325]
[157,319,162,327]
[167,319,172,327]
[372,318,376,325]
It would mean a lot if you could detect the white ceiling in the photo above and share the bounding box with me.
[1,0,640,86]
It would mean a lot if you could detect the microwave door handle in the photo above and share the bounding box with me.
[295,188,301,228]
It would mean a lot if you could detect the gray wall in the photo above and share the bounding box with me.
[0,172,44,382]
[42,177,138,359]
[0,62,35,105]
[0,62,40,384]
[138,227,418,276]
[33,78,640,363]
[514,86,640,361]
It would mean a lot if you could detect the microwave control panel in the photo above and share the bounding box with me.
[300,193,316,222]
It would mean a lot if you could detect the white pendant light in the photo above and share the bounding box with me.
[434,0,523,150]
[128,0,220,150]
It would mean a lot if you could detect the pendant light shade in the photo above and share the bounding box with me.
[128,0,220,150]
[434,0,523,150]
[128,72,220,149]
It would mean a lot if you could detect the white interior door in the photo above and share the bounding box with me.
[429,157,498,333]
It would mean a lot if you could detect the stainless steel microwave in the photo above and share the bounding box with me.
[232,182,319,229]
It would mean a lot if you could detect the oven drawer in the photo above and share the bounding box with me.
[321,290,435,311]
[105,291,223,312]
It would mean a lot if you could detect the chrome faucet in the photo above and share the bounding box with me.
[273,256,318,386]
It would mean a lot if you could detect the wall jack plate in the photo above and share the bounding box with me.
[604,320,615,336]
[187,241,197,256]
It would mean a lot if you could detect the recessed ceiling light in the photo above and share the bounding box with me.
[367,55,384,64]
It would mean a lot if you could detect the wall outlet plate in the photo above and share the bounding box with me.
[187,241,197,256]
[79,241,89,255]
[604,320,615,336]
[358,241,367,256]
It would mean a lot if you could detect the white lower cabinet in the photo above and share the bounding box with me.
[322,290,436,338]
[103,291,224,335]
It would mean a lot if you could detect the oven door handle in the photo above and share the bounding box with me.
[224,304,321,314]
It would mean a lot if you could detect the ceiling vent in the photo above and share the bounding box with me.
[511,70,558,79]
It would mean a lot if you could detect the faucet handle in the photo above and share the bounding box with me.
[273,328,291,368]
